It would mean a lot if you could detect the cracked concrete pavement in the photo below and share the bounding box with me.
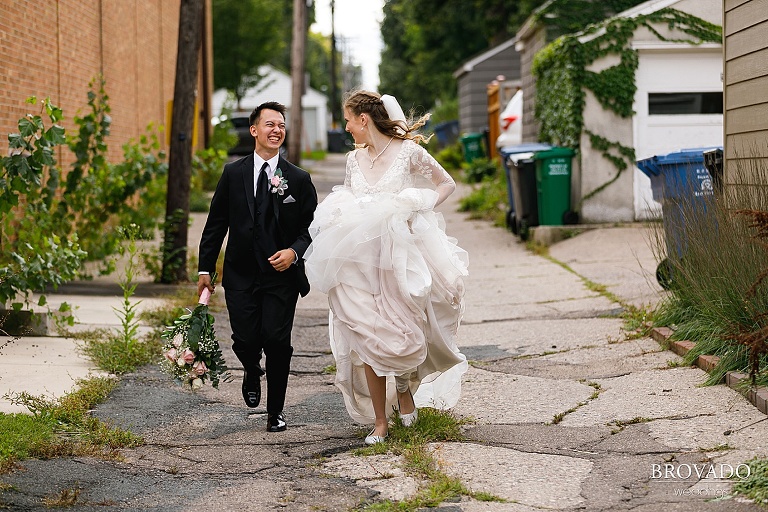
[1,153,767,510]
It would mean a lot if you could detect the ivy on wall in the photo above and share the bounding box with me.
[531,7,722,206]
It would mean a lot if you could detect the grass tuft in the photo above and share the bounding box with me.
[649,153,768,385]
[74,328,161,375]
[0,377,142,469]
[352,409,506,511]
[733,457,768,504]
[42,486,81,508]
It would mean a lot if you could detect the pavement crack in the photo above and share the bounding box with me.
[550,381,603,425]
[462,308,622,325]
[607,413,716,434]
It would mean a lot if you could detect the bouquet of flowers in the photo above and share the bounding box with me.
[160,285,228,389]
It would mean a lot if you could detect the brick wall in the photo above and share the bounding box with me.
[0,0,208,165]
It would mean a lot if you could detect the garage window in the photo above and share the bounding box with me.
[648,92,723,115]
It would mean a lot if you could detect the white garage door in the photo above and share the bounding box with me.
[632,47,723,220]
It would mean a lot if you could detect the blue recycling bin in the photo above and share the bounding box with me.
[500,143,552,238]
[433,120,459,148]
[636,147,721,288]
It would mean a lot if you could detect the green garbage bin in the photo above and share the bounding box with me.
[534,147,576,226]
[460,133,485,163]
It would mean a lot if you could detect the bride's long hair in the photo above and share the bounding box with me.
[343,90,433,145]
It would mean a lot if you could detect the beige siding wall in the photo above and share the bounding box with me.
[724,0,768,186]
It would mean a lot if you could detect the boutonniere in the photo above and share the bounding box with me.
[270,168,288,195]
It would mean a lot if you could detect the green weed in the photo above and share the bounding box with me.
[0,377,142,469]
[42,485,81,508]
[458,170,508,228]
[353,409,504,511]
[733,457,768,504]
[75,328,161,375]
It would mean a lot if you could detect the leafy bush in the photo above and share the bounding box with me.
[189,115,238,212]
[435,142,464,172]
[0,98,86,308]
[462,157,498,183]
[458,170,508,228]
[0,78,167,308]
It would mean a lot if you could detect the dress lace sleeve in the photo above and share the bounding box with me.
[409,143,456,206]
[344,151,354,187]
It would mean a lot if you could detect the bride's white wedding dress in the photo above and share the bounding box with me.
[304,139,469,424]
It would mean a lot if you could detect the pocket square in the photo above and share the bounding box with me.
[283,195,296,204]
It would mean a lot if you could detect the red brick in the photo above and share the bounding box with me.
[651,326,674,343]
[754,388,768,415]
[726,372,749,388]
[0,0,205,162]
[671,340,696,357]
[696,354,720,373]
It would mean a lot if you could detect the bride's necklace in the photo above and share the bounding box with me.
[367,136,394,168]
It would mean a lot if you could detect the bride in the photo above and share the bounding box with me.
[304,90,468,444]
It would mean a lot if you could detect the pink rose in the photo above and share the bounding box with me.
[164,348,177,362]
[270,176,281,187]
[172,334,183,348]
[192,360,208,376]
[181,349,195,364]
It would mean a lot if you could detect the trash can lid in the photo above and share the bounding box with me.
[533,146,575,159]
[499,143,552,158]
[653,147,721,165]
[636,147,722,178]
[636,157,661,178]
[508,152,537,165]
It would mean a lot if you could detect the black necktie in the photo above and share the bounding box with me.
[256,162,269,207]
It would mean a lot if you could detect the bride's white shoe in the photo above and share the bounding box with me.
[398,389,418,427]
[364,429,387,445]
[400,408,418,427]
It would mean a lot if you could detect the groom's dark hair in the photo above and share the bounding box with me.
[250,101,286,126]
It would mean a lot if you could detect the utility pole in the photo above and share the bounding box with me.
[162,0,205,284]
[329,0,339,128]
[288,0,307,164]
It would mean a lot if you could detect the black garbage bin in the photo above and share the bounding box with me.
[499,143,551,238]
[328,129,353,153]
[703,148,723,194]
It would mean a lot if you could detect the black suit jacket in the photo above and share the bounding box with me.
[198,153,318,296]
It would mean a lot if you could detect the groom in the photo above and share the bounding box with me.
[198,101,317,432]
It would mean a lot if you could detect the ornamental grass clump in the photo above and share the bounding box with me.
[652,151,768,386]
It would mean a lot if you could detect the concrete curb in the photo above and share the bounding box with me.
[651,326,768,415]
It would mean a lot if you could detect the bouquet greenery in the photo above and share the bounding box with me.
[160,285,228,389]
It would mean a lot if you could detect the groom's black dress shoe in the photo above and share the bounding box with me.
[242,371,261,408]
[267,413,287,432]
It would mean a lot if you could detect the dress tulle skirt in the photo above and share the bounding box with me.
[304,187,469,424]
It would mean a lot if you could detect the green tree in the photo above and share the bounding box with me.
[212,0,285,108]
[378,0,645,114]
[379,0,520,113]
[534,0,652,38]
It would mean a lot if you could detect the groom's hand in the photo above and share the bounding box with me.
[197,274,214,296]
[268,249,297,272]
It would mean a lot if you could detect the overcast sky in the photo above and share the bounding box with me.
[311,0,385,90]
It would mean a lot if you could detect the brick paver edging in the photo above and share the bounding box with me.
[651,326,768,415]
